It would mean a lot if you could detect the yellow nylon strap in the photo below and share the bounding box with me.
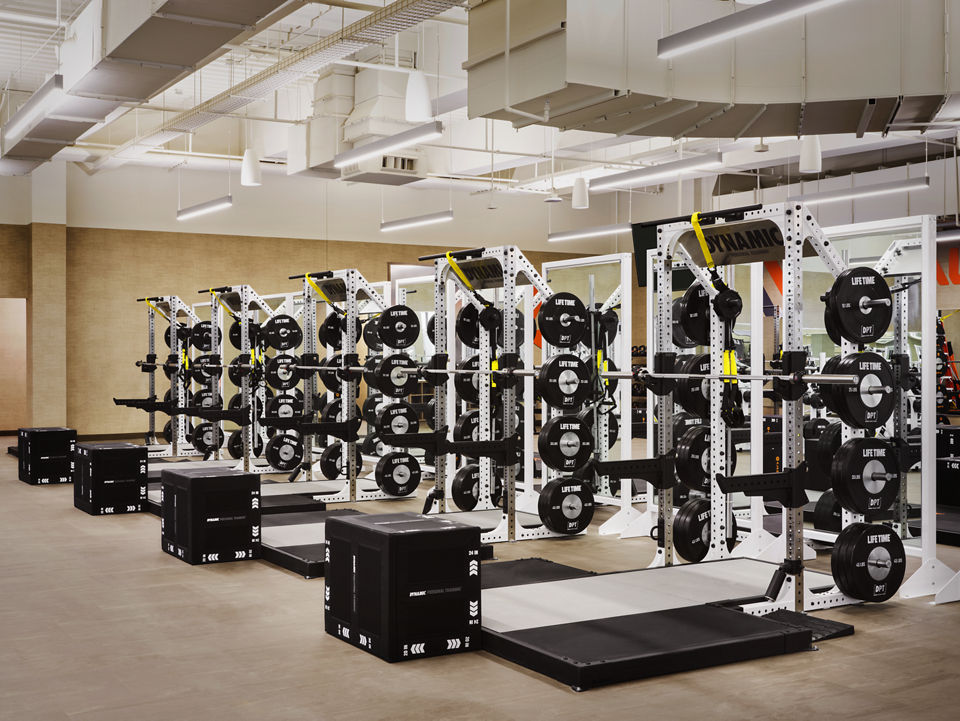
[691,212,715,270]
[181,349,190,370]
[446,252,474,292]
[211,288,236,319]
[145,300,169,322]
[491,358,498,388]
[723,349,737,383]
[306,274,334,308]
[944,310,958,321]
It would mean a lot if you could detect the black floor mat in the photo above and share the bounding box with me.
[481,558,595,590]
[909,506,960,546]
[763,610,854,642]
[7,445,18,457]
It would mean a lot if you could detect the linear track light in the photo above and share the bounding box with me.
[380,209,453,233]
[548,223,632,243]
[589,153,724,191]
[657,0,852,59]
[787,177,930,206]
[334,121,443,169]
[177,195,233,221]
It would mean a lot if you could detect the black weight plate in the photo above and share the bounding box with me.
[824,302,843,346]
[376,401,420,436]
[265,433,303,472]
[676,353,711,417]
[164,388,194,407]
[362,394,382,426]
[835,352,896,430]
[537,354,591,410]
[813,490,842,532]
[265,394,302,419]
[426,314,436,345]
[340,315,363,343]
[451,464,503,512]
[818,355,843,414]
[537,477,594,534]
[375,452,421,496]
[832,437,900,515]
[164,323,190,348]
[809,421,843,479]
[831,522,906,602]
[425,398,436,430]
[376,354,419,398]
[677,284,710,346]
[193,390,222,410]
[537,293,588,348]
[454,355,481,404]
[190,354,221,385]
[192,422,224,454]
[584,303,619,349]
[496,311,524,349]
[228,355,250,386]
[672,299,697,349]
[802,417,829,440]
[228,393,243,410]
[827,266,893,345]
[320,399,360,424]
[538,414,594,472]
[455,304,496,349]
[453,410,480,443]
[189,321,215,352]
[377,305,420,349]
[318,353,342,393]
[363,317,383,352]
[264,354,300,391]
[287,387,304,403]
[495,404,524,439]
[229,320,260,351]
[162,420,194,445]
[363,355,382,391]
[262,314,302,351]
[163,353,178,379]
[318,313,343,350]
[227,429,264,460]
[675,425,737,493]
[319,442,362,480]
[672,497,738,563]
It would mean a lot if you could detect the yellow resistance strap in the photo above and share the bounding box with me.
[145,300,169,322]
[943,310,958,321]
[306,274,335,309]
[181,349,190,370]
[691,212,716,270]
[211,288,236,319]
[723,349,738,382]
[446,252,474,292]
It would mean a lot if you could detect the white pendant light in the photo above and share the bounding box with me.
[404,70,432,123]
[799,135,822,174]
[572,177,589,209]
[240,148,262,187]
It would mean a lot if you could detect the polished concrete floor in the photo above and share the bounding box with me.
[2,439,960,721]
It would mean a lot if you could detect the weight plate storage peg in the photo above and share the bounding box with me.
[192,423,224,454]
[673,497,738,563]
[190,321,215,352]
[375,354,419,398]
[376,401,420,436]
[265,433,303,472]
[320,442,362,480]
[362,317,383,352]
[375,452,421,496]
[824,267,893,345]
[229,320,260,351]
[677,283,710,346]
[831,438,900,514]
[376,305,420,349]
[451,464,503,511]
[538,415,594,472]
[262,314,303,351]
[265,355,300,391]
[831,522,906,602]
[835,352,896,430]
[537,292,588,348]
[675,425,737,493]
[537,354,592,410]
[537,478,595,534]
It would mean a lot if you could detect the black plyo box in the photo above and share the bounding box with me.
[18,427,76,485]
[160,467,260,565]
[73,443,148,515]
[325,512,481,662]
[938,426,960,458]
[938,457,960,507]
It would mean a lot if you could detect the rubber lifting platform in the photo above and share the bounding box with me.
[261,509,363,578]
[909,505,960,546]
[145,479,329,517]
[480,558,850,690]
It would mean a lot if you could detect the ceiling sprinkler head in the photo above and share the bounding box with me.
[754,141,769,153]
[544,192,562,203]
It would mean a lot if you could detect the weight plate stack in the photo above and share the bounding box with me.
[363,355,382,390]
[672,298,697,348]
[377,305,420,349]
[227,429,264,459]
[537,292,588,348]
[318,313,344,350]
[537,478,594,534]
[320,442,362,480]
[455,304,485,349]
[262,314,303,351]
[229,319,260,351]
[376,401,420,437]
[677,284,710,346]
[831,522,906,602]
[673,497,738,563]
[675,353,711,417]
[265,394,303,420]
[675,425,737,493]
[451,464,503,511]
[191,354,222,384]
[320,399,360,424]
[362,317,383,352]
[318,353,342,393]
[360,434,387,457]
[192,422,224,454]
[164,323,190,348]
[453,409,480,443]
[835,352,896,430]
[824,267,893,345]
[537,354,591,410]
[362,394,382,425]
[375,452,421,496]
[190,321,215,352]
[193,390,223,410]
[813,490,842,531]
[264,354,300,391]
[162,420,194,445]
[807,421,842,480]
[376,354,419,398]
[538,414,594,472]
[265,433,303,472]
[495,311,524,349]
[831,437,900,514]
[228,356,249,386]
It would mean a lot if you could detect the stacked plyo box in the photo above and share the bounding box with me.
[74,443,148,515]
[160,467,260,565]
[18,427,76,485]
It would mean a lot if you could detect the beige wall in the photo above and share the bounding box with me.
[0,298,27,430]
[0,224,29,297]
[65,227,582,434]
